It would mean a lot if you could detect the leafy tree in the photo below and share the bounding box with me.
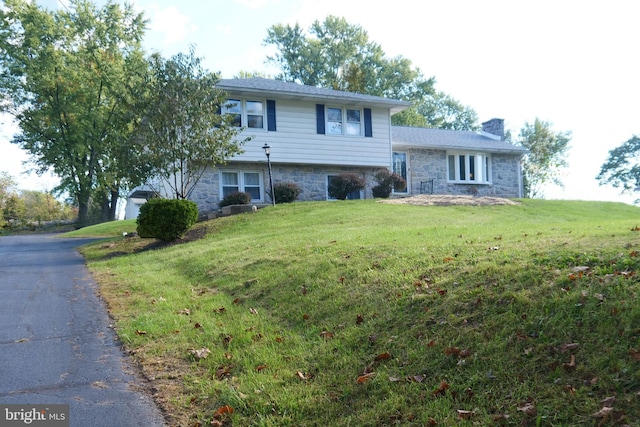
[264,15,478,131]
[597,136,640,196]
[134,49,248,200]
[512,118,571,198]
[0,172,18,228]
[0,0,150,226]
[21,190,74,225]
[2,193,25,227]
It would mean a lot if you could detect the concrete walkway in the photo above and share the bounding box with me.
[0,234,166,427]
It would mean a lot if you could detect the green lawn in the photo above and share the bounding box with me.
[77,199,640,426]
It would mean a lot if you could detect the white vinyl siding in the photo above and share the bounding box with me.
[227,99,391,168]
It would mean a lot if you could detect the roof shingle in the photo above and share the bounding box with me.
[392,126,527,154]
[216,78,411,112]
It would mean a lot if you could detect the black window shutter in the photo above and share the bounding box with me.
[364,108,372,137]
[316,104,325,134]
[267,100,276,131]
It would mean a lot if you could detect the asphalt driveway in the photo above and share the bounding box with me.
[0,234,166,426]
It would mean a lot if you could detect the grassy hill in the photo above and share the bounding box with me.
[76,199,640,426]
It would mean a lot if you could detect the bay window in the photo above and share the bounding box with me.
[447,152,491,184]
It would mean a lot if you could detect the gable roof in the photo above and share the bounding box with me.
[392,126,527,154]
[216,78,411,113]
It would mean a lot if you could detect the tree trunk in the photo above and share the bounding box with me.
[77,200,89,228]
[109,189,119,221]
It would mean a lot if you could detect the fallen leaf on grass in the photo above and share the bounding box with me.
[255,364,268,372]
[249,308,258,315]
[628,348,640,361]
[517,402,537,417]
[406,374,424,383]
[492,413,510,422]
[374,352,392,361]
[600,396,616,407]
[215,365,233,380]
[433,380,449,397]
[356,314,364,324]
[296,371,314,381]
[135,329,147,335]
[213,404,234,420]
[221,334,233,347]
[177,308,190,315]
[457,409,474,420]
[188,347,211,360]
[320,331,334,339]
[213,307,226,314]
[356,373,375,384]
[592,406,613,418]
[559,343,580,352]
[563,354,576,371]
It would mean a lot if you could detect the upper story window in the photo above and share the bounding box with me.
[447,152,492,184]
[316,104,372,137]
[326,106,362,136]
[223,99,266,129]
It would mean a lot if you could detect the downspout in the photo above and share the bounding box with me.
[517,155,524,198]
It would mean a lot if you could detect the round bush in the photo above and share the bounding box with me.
[328,173,366,200]
[272,182,302,204]
[371,169,406,198]
[136,198,198,241]
[219,191,251,207]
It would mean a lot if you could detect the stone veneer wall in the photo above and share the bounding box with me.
[190,162,384,215]
[407,149,522,198]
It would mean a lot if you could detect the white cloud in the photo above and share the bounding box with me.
[233,0,271,9]
[147,5,198,46]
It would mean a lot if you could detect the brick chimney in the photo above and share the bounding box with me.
[481,118,504,139]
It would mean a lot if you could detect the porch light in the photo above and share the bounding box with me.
[262,144,275,206]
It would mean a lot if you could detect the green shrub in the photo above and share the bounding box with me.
[219,191,252,207]
[272,182,302,204]
[371,169,406,198]
[136,198,198,241]
[328,173,366,200]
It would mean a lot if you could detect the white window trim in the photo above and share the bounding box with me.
[446,151,492,184]
[326,106,363,136]
[223,99,266,130]
[392,151,409,194]
[220,170,265,202]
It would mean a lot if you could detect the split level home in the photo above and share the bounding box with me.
[124,78,526,219]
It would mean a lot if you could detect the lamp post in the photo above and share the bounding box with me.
[262,144,275,206]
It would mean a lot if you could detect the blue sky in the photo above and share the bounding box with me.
[2,0,639,204]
